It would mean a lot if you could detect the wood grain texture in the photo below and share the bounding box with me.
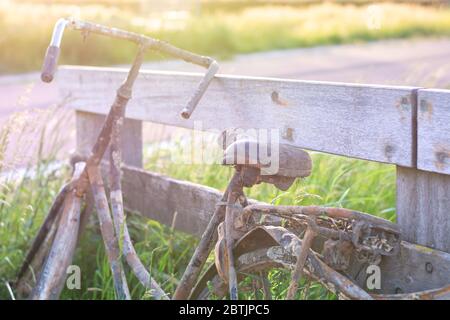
[76,111,142,168]
[396,166,450,253]
[380,241,450,294]
[61,66,417,166]
[121,165,227,237]
[417,89,450,175]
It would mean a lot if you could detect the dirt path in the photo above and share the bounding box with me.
[1,37,450,168]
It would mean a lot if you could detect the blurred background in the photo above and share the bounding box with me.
[1,0,450,300]
[1,0,450,73]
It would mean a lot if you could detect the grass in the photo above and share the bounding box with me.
[1,2,450,73]
[0,115,396,299]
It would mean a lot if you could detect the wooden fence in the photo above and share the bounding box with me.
[58,65,450,294]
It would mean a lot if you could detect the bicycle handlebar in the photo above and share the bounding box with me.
[41,18,219,118]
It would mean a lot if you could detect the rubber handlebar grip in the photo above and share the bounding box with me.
[41,45,60,83]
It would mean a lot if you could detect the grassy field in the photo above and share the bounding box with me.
[0,108,396,299]
[1,1,450,73]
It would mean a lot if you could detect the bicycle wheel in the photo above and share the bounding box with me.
[190,226,372,300]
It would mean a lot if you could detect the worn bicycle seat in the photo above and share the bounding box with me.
[222,139,312,178]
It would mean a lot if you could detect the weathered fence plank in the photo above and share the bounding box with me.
[122,165,224,237]
[76,111,143,168]
[417,89,450,175]
[380,241,450,294]
[60,66,417,167]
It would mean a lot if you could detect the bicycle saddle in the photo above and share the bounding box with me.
[222,139,312,190]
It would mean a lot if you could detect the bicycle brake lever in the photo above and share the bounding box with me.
[41,18,69,83]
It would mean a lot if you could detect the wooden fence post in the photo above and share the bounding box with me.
[396,167,450,253]
[75,111,143,168]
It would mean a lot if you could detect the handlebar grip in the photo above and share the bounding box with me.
[41,45,60,83]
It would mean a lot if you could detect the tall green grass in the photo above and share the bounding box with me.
[1,2,450,73]
[0,107,70,299]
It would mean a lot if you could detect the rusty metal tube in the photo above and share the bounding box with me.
[225,191,239,300]
[173,172,241,300]
[286,225,316,300]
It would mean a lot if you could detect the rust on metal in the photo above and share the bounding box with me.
[286,221,317,300]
